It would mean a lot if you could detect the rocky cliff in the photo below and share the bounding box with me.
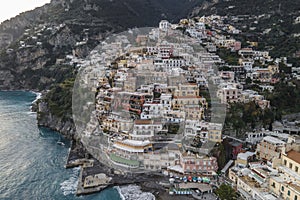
[37,99,76,139]
[0,0,204,138]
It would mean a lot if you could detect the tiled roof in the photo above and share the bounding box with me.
[287,150,300,164]
[134,119,152,125]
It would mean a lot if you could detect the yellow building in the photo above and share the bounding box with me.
[269,149,300,200]
[281,150,300,182]
[172,96,207,110]
[268,65,279,75]
[174,83,199,97]
[269,174,300,200]
[183,107,204,120]
[208,123,223,143]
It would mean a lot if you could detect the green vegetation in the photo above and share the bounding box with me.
[225,79,300,136]
[210,143,226,169]
[44,78,75,120]
[167,123,180,134]
[109,153,139,167]
[265,80,300,115]
[225,101,275,136]
[197,0,300,66]
[215,184,237,200]
[217,48,239,65]
[200,88,211,107]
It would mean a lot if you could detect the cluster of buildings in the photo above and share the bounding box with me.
[172,16,274,108]
[172,15,300,199]
[227,134,300,200]
[75,15,300,199]
[83,20,229,176]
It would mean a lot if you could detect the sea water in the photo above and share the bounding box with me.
[0,91,121,200]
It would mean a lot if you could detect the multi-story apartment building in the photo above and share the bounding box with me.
[217,82,242,104]
[179,152,218,173]
[130,119,163,141]
[174,83,199,97]
[184,120,222,143]
[269,149,300,200]
[256,136,286,162]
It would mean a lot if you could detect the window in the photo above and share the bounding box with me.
[290,163,293,169]
[271,182,276,188]
[296,166,299,173]
[295,195,298,200]
[284,160,287,165]
[282,186,284,191]
[288,190,291,196]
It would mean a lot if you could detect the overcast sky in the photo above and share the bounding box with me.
[0,0,51,23]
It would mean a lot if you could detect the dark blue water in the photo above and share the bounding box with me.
[0,91,121,200]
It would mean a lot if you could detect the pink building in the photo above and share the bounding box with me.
[179,152,218,173]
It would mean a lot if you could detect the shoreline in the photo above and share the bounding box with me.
[64,140,200,200]
[0,90,212,200]
[114,186,125,200]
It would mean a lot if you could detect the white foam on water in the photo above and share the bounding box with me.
[29,91,42,112]
[31,92,42,104]
[115,184,155,200]
[60,167,80,196]
[26,111,37,115]
[115,186,125,200]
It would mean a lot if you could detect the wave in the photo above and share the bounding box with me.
[60,167,80,196]
[31,91,42,104]
[29,91,42,112]
[115,185,155,200]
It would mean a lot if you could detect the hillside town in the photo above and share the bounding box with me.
[62,15,300,200]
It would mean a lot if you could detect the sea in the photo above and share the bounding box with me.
[0,91,122,200]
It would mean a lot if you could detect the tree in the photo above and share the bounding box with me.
[215,184,237,200]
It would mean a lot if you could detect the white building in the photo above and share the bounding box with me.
[246,131,266,144]
[159,20,170,32]
[130,119,163,140]
[141,103,164,119]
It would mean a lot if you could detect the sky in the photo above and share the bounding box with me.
[0,0,51,23]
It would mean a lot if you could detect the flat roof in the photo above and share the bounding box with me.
[179,183,212,192]
[121,139,151,146]
[221,160,234,173]
[263,194,278,200]
[263,136,285,145]
[237,151,256,160]
[173,96,202,99]
[113,143,145,153]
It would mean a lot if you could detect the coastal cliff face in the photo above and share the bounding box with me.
[0,0,205,138]
[37,100,76,139]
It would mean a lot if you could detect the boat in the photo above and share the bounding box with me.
[57,141,65,146]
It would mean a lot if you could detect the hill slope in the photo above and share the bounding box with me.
[0,0,203,90]
[0,0,204,137]
[195,0,300,64]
